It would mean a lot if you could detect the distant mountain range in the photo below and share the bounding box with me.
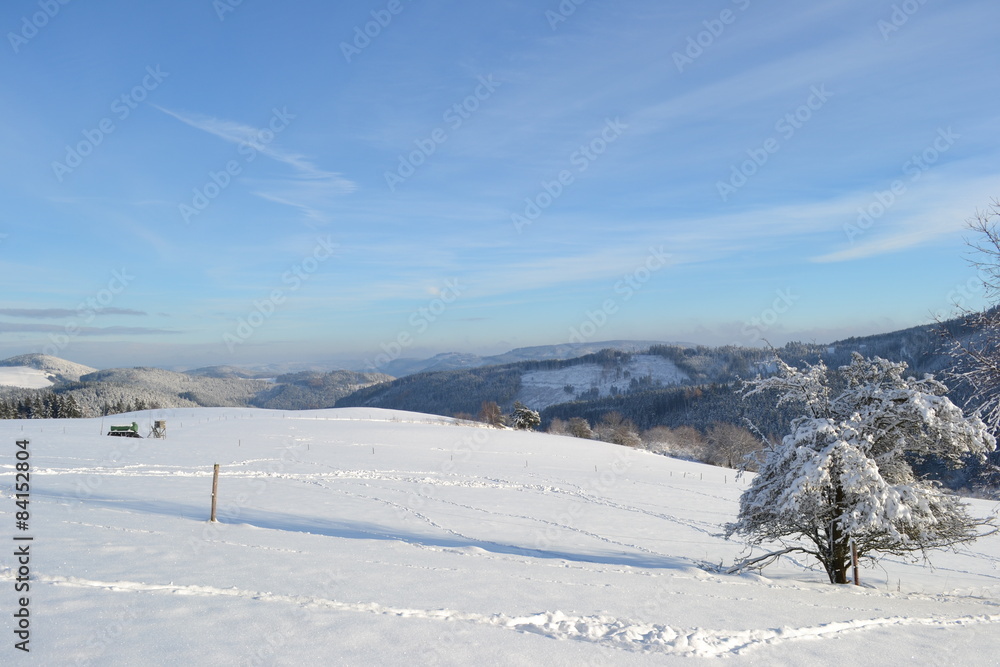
[336,319,971,436]
[3,321,991,493]
[376,340,678,376]
[0,322,973,428]
[0,355,391,416]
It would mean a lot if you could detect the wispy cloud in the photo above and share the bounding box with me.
[0,308,147,319]
[0,322,178,335]
[811,173,999,263]
[154,106,356,224]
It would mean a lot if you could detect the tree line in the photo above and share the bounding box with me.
[0,390,84,419]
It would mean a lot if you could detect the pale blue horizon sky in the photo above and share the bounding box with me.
[1,0,998,370]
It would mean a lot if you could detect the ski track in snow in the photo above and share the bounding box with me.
[11,569,1000,657]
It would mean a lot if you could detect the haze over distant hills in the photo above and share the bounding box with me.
[0,354,392,416]
[0,320,971,432]
[374,340,679,376]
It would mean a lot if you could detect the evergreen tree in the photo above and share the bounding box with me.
[510,401,541,431]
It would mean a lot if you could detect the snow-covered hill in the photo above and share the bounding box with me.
[380,340,673,377]
[0,355,392,415]
[0,366,53,389]
[3,408,1000,664]
[0,353,96,384]
[516,354,688,410]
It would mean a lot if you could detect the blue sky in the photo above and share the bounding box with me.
[1,0,998,371]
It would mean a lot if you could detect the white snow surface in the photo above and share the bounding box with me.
[0,354,96,383]
[517,355,687,410]
[0,366,54,389]
[3,407,1000,665]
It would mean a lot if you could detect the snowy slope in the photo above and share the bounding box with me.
[3,408,1000,665]
[0,354,96,384]
[380,340,672,377]
[517,354,688,410]
[0,366,54,389]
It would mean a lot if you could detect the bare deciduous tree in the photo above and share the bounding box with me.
[478,400,506,428]
[943,199,1000,430]
[706,422,762,470]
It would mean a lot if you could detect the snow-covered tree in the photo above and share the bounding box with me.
[942,199,1000,431]
[510,401,541,431]
[726,353,996,584]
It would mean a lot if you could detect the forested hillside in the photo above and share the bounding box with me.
[337,366,524,416]
[251,370,394,409]
[0,357,391,417]
[335,319,983,463]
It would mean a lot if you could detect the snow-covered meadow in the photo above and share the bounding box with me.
[0,367,53,390]
[3,408,1000,665]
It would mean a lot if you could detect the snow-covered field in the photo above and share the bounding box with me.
[3,408,1000,665]
[0,366,53,389]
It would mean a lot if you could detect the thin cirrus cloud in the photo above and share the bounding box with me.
[811,174,1000,264]
[0,322,178,336]
[153,105,357,224]
[0,308,147,318]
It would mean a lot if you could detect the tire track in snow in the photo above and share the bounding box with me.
[23,572,1000,657]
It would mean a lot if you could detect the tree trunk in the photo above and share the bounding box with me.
[832,548,850,584]
[829,485,850,584]
[824,536,851,583]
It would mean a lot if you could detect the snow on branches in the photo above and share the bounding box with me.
[727,353,995,584]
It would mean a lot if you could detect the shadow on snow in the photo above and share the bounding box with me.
[40,488,687,571]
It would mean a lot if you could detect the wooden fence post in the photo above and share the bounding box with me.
[852,540,860,586]
[210,464,220,522]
